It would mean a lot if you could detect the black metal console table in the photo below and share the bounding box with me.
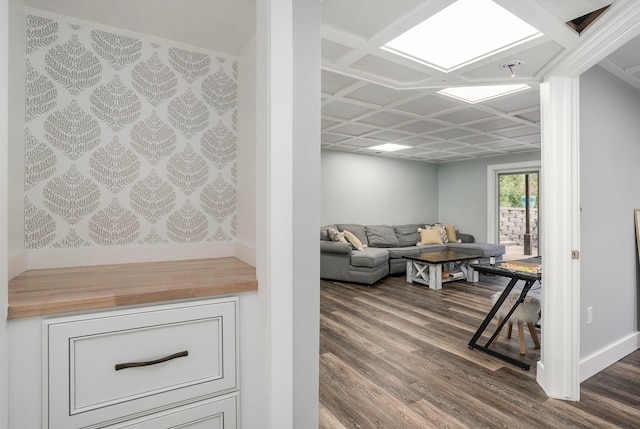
[468,257,541,370]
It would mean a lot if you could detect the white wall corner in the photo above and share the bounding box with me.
[233,240,256,267]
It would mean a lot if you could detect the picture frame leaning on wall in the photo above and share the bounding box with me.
[635,209,640,265]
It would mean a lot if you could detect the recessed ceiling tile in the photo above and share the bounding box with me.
[321,0,427,39]
[368,130,411,141]
[360,111,411,127]
[426,141,465,150]
[457,134,499,144]
[351,55,431,82]
[322,101,373,119]
[483,89,540,112]
[396,147,434,155]
[515,135,541,144]
[516,110,541,123]
[321,133,349,143]
[331,123,378,136]
[449,146,489,154]
[322,119,340,129]
[496,126,540,138]
[468,118,522,132]
[433,108,493,124]
[428,128,474,139]
[394,95,459,116]
[321,70,359,95]
[403,136,437,145]
[322,39,353,63]
[395,120,444,133]
[344,83,418,106]
[481,141,523,150]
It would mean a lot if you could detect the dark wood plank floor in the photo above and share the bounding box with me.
[319,274,640,429]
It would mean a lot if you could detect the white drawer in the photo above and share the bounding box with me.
[107,394,237,429]
[44,298,238,429]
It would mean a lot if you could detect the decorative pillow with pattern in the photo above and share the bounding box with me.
[328,227,347,243]
[417,227,442,245]
[424,224,448,243]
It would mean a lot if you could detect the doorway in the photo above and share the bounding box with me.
[498,171,539,260]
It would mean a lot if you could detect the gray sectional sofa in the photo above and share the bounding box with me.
[320,223,506,285]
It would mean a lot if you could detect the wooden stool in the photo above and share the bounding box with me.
[491,292,540,355]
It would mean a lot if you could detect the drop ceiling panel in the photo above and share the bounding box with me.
[393,95,459,116]
[331,123,378,136]
[457,134,500,144]
[468,118,523,132]
[322,101,373,119]
[321,70,360,95]
[322,40,354,63]
[344,83,419,106]
[368,130,412,141]
[429,128,475,140]
[433,108,494,124]
[396,120,445,133]
[496,126,540,138]
[360,112,412,127]
[484,89,540,112]
[351,55,432,82]
[322,134,349,143]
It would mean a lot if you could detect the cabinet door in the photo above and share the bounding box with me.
[44,298,238,429]
[109,395,237,429]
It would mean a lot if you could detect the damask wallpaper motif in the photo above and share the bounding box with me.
[24,13,238,249]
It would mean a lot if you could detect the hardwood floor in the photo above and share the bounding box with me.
[319,274,640,428]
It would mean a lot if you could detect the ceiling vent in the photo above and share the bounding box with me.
[567,5,610,34]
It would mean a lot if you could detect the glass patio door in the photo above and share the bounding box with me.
[498,171,539,258]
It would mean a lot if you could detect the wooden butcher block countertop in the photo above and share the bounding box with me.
[7,257,258,319]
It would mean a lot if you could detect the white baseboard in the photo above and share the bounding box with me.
[234,240,256,267]
[580,332,640,382]
[25,242,235,269]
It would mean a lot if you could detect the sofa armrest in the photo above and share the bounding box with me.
[320,240,351,254]
[457,233,475,243]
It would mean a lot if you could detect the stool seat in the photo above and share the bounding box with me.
[491,292,540,355]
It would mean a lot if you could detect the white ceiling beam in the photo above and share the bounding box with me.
[493,0,579,48]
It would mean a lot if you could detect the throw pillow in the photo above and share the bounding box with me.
[417,227,442,245]
[328,227,347,243]
[432,223,449,243]
[445,224,457,243]
[343,229,364,251]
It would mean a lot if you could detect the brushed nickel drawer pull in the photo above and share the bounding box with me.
[115,350,188,371]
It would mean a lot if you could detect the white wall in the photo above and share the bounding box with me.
[437,151,541,241]
[235,36,257,266]
[321,150,439,225]
[7,0,25,278]
[579,65,640,375]
[292,1,320,427]
[1,0,10,425]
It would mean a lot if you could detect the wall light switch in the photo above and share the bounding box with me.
[587,306,593,325]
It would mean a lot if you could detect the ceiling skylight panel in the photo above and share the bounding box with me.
[367,143,411,152]
[382,0,542,72]
[438,84,530,104]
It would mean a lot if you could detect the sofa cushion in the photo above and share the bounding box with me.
[350,248,389,268]
[446,242,506,257]
[336,224,368,246]
[393,224,421,247]
[365,225,399,248]
[387,246,421,259]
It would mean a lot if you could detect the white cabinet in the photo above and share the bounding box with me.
[43,298,238,429]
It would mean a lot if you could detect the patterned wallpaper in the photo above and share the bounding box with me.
[23,13,238,249]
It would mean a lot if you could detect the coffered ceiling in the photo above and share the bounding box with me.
[321,0,640,163]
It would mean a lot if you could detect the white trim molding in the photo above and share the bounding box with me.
[580,332,640,382]
[537,76,581,401]
[486,160,541,245]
